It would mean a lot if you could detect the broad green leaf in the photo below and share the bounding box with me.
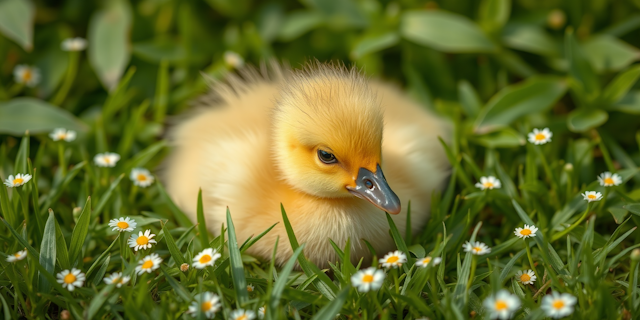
[583,35,640,73]
[69,197,91,266]
[624,203,640,216]
[567,108,608,132]
[479,0,510,33]
[278,11,324,41]
[473,127,525,148]
[474,76,567,133]
[609,207,629,224]
[566,29,599,97]
[226,208,249,305]
[88,0,132,90]
[307,0,367,29]
[38,211,57,293]
[502,24,558,56]
[458,80,482,117]
[351,32,399,59]
[0,0,34,51]
[401,10,496,53]
[132,39,186,63]
[611,90,640,114]
[602,65,640,104]
[0,98,86,135]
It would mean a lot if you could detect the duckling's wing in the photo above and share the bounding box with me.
[372,81,452,234]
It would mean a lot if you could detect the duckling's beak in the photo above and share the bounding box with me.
[347,164,401,215]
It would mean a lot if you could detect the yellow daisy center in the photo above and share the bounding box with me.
[137,174,147,181]
[587,194,596,199]
[247,286,253,292]
[494,300,508,311]
[111,277,120,284]
[201,301,212,311]
[473,246,483,252]
[199,254,212,264]
[362,274,374,283]
[136,235,149,245]
[520,229,532,236]
[15,253,21,257]
[22,70,32,81]
[604,177,614,185]
[104,157,111,164]
[520,274,531,282]
[117,221,129,229]
[386,256,399,263]
[552,300,565,310]
[64,273,76,284]
[58,133,67,139]
[13,178,24,185]
[141,260,154,269]
[237,315,248,320]
[423,257,432,264]
[535,133,546,141]
[483,182,494,188]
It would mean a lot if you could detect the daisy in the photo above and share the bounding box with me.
[351,267,385,292]
[258,306,266,319]
[6,249,27,262]
[13,64,41,87]
[515,270,536,285]
[581,191,602,202]
[49,128,77,142]
[94,152,120,167]
[482,289,521,319]
[247,284,255,292]
[415,256,442,268]
[128,229,157,251]
[230,309,256,320]
[103,272,130,288]
[192,248,222,269]
[136,253,162,275]
[108,217,137,232]
[527,128,552,145]
[187,292,221,319]
[130,168,155,187]
[475,176,501,190]
[224,51,244,69]
[463,241,491,255]
[541,291,577,319]
[56,268,85,291]
[3,173,32,188]
[514,224,538,239]
[597,172,622,187]
[379,250,407,268]
[61,37,87,51]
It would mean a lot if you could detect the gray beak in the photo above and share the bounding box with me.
[346,164,401,215]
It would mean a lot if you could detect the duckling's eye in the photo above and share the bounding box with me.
[317,150,337,164]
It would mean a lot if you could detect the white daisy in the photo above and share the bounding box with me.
[13,64,41,87]
[597,172,622,187]
[527,128,553,145]
[187,292,221,319]
[130,168,154,187]
[514,224,538,239]
[415,256,442,268]
[56,268,85,291]
[49,128,77,142]
[475,176,501,190]
[103,272,130,288]
[224,51,244,69]
[6,249,27,262]
[482,289,521,319]
[541,291,577,319]
[463,241,491,255]
[108,217,137,232]
[351,267,385,292]
[247,284,255,292]
[61,37,87,51]
[379,250,407,268]
[230,309,256,320]
[94,152,120,167]
[192,248,222,269]
[581,191,602,202]
[136,253,162,275]
[3,173,32,188]
[128,229,157,251]
[258,306,266,319]
[515,270,536,285]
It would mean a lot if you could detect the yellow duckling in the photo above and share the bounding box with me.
[163,62,450,267]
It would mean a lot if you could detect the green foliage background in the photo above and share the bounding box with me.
[1,0,640,319]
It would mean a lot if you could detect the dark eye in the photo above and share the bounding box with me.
[317,149,337,164]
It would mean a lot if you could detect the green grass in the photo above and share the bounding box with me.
[2,0,640,319]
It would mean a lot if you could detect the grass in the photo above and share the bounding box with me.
[2,0,640,319]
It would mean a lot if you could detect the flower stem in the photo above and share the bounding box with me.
[466,256,477,294]
[597,188,609,213]
[58,143,67,176]
[536,146,560,208]
[51,51,79,106]
[525,241,539,286]
[551,203,592,242]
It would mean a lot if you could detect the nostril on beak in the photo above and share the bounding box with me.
[364,179,374,190]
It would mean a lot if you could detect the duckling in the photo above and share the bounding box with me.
[163,62,450,267]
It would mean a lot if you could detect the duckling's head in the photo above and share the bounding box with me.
[272,63,401,214]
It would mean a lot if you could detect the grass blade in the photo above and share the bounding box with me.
[226,207,249,305]
[69,197,91,266]
[310,288,349,320]
[38,210,57,293]
[93,174,124,218]
[269,245,305,318]
[197,189,209,247]
[161,220,187,265]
